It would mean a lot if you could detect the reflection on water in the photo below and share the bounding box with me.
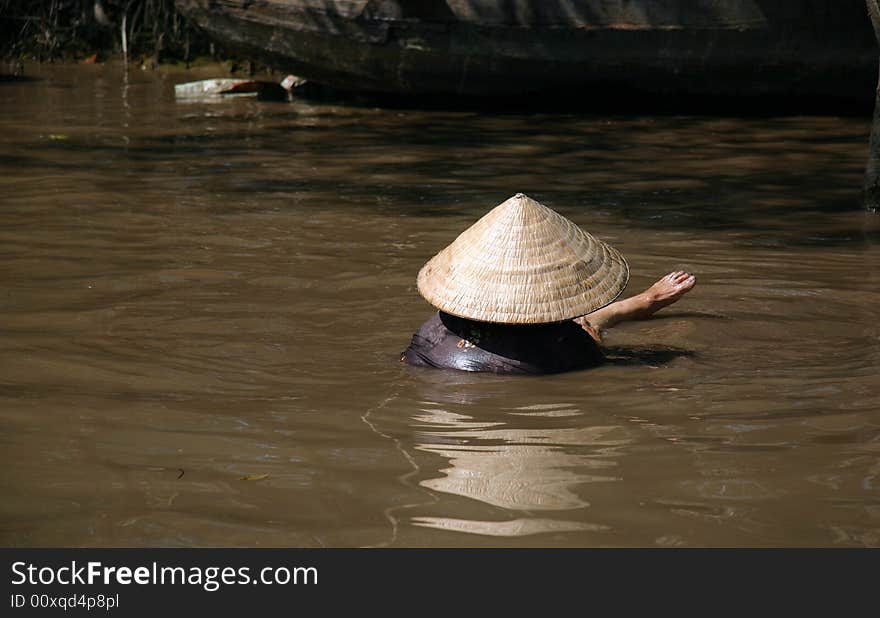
[418,411,606,501]
[0,63,879,547]
[411,402,620,535]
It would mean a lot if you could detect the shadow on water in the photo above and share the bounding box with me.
[11,100,873,239]
[601,345,696,367]
[0,74,39,84]
[300,86,877,117]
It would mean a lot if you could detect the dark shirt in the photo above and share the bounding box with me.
[401,311,603,375]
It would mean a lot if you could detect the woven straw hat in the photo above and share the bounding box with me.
[417,193,629,324]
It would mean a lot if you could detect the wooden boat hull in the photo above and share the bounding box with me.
[176,1,877,103]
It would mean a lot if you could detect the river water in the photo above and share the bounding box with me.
[1,64,878,547]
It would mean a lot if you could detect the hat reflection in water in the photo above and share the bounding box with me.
[402,193,696,375]
[409,400,620,538]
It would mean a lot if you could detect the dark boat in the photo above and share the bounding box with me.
[175,1,877,105]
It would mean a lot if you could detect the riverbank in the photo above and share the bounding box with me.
[0,0,265,71]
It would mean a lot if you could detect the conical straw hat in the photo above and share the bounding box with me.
[417,193,629,324]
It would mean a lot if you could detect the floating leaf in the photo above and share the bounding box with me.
[239,474,269,481]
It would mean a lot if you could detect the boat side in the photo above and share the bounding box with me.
[175,0,877,101]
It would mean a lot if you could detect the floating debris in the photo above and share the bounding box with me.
[174,75,305,102]
[280,74,307,91]
[239,474,270,481]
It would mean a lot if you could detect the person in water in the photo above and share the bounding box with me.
[401,193,696,375]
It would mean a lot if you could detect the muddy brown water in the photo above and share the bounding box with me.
[1,64,879,547]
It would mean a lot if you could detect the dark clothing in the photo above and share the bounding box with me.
[401,311,604,375]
